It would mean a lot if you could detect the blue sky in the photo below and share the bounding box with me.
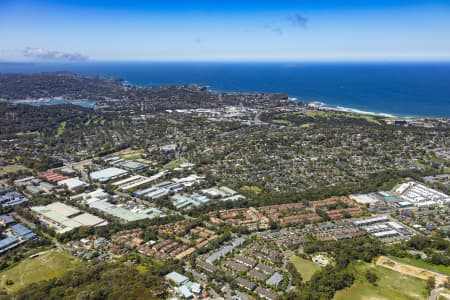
[1,0,450,61]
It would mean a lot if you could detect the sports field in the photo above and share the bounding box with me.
[0,249,82,294]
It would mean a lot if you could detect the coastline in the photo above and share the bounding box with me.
[1,62,450,118]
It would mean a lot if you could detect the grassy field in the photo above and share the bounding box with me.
[334,261,427,300]
[290,255,321,281]
[389,255,450,276]
[0,249,82,294]
[272,119,291,125]
[304,111,382,125]
[135,265,149,275]
[275,110,383,126]
[55,121,67,138]
[120,149,145,160]
[164,160,182,170]
[0,164,31,177]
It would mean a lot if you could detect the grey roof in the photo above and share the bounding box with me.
[255,287,278,300]
[266,272,283,286]
[235,277,256,291]
[90,167,128,182]
[232,237,246,247]
[165,271,189,285]
[256,263,275,275]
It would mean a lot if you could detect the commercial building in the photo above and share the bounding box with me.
[104,156,148,171]
[165,271,189,286]
[11,224,37,240]
[112,175,155,191]
[0,190,28,207]
[395,182,450,207]
[0,215,15,226]
[58,177,88,191]
[38,171,69,182]
[71,189,110,203]
[0,215,37,255]
[90,167,128,183]
[88,200,164,223]
[352,215,415,242]
[31,202,107,233]
[0,236,20,254]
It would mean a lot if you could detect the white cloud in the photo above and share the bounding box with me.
[23,47,88,61]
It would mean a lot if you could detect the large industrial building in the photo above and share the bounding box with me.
[395,181,450,207]
[88,200,164,223]
[0,215,37,255]
[90,167,128,183]
[31,202,108,233]
[0,189,28,207]
[57,177,88,191]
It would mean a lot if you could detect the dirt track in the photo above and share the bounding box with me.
[376,256,448,286]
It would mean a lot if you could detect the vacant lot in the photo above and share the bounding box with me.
[0,164,31,177]
[120,149,144,160]
[290,255,321,281]
[389,255,450,277]
[377,256,449,286]
[334,260,427,300]
[0,249,82,294]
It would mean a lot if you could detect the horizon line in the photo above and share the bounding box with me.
[2,59,450,64]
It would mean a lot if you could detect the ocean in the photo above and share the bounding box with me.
[1,62,449,117]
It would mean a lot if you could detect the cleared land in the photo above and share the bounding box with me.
[0,249,82,294]
[377,256,449,286]
[334,260,427,300]
[120,149,144,160]
[389,255,450,277]
[290,255,321,281]
[0,164,31,177]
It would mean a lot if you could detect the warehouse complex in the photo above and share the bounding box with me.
[31,202,108,233]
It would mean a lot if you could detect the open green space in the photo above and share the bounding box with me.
[290,255,321,281]
[334,261,427,300]
[272,119,291,125]
[0,164,31,177]
[277,110,382,125]
[164,160,182,170]
[55,121,67,138]
[0,249,83,294]
[120,149,145,160]
[303,111,381,124]
[389,255,450,276]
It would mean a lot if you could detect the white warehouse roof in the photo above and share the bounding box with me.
[90,167,128,182]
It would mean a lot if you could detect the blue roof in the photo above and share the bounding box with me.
[0,236,19,250]
[0,188,11,195]
[23,232,38,240]
[0,191,28,207]
[11,224,33,237]
[0,214,15,224]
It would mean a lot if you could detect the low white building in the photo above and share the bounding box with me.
[58,177,88,191]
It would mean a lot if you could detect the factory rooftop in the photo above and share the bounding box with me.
[88,200,164,223]
[90,167,128,183]
[57,177,88,191]
[31,202,107,233]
